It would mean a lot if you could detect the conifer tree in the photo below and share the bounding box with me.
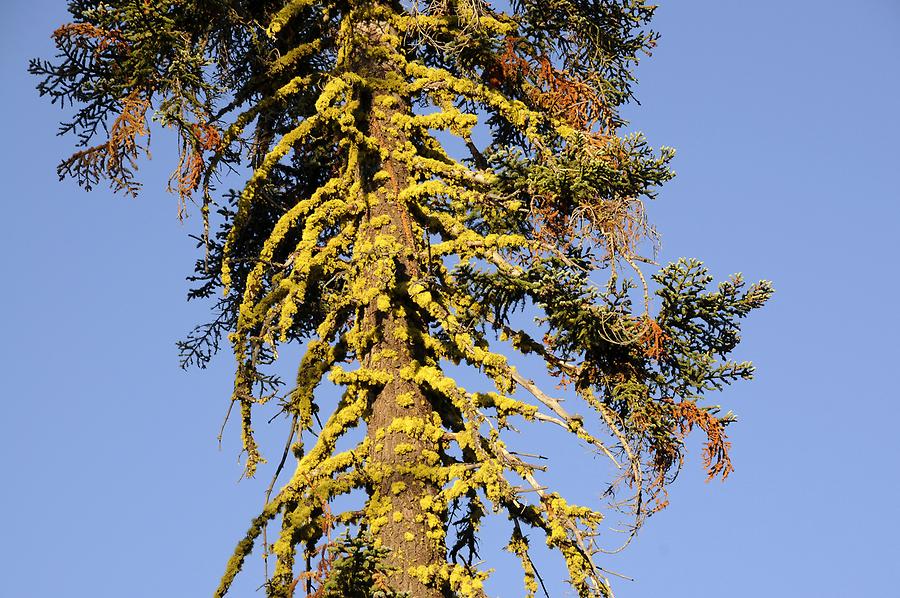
[32,1,772,596]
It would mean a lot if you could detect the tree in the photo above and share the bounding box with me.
[32,1,772,596]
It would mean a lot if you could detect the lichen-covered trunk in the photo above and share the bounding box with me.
[362,305,445,597]
[355,16,446,598]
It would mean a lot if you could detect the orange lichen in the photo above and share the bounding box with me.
[53,22,128,53]
[170,120,222,215]
[487,37,615,133]
[673,401,734,481]
[638,317,669,360]
[58,90,150,196]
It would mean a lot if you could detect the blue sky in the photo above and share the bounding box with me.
[2,1,898,597]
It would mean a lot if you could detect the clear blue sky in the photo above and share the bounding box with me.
[2,1,898,597]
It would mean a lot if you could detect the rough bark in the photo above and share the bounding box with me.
[355,16,446,598]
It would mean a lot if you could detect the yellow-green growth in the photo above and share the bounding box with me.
[36,1,772,597]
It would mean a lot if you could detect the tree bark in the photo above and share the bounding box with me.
[354,15,446,598]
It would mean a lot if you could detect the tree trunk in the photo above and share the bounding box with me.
[354,15,446,598]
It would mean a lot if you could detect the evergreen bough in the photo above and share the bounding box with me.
[33,1,772,596]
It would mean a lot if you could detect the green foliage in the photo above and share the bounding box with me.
[321,534,408,598]
[33,1,772,596]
